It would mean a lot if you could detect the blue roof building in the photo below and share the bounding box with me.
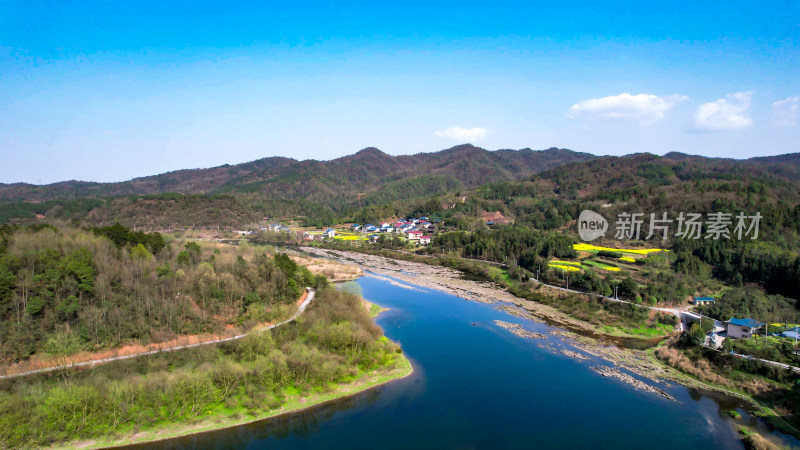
[782,330,800,340]
[693,296,715,304]
[725,318,764,339]
[727,318,763,328]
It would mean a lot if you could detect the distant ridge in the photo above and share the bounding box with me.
[2,146,799,228]
[0,144,594,204]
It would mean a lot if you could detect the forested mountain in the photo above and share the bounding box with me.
[0,145,593,204]
[2,146,799,233]
[416,151,800,317]
[0,224,327,363]
[0,145,594,227]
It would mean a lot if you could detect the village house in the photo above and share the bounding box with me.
[407,230,422,240]
[782,327,800,340]
[725,318,764,339]
[351,224,361,231]
[323,228,336,238]
[692,297,715,305]
[419,235,431,245]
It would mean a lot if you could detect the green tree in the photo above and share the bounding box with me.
[60,248,96,298]
[0,260,15,316]
[130,243,153,261]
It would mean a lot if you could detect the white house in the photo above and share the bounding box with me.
[407,230,422,240]
[419,235,431,245]
[323,228,336,238]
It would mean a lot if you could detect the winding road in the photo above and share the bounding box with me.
[0,288,315,380]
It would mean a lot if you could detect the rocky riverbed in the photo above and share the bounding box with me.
[560,349,590,360]
[591,365,676,401]
[301,247,680,399]
[494,320,548,339]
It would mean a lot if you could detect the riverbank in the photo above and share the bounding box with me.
[300,247,651,338]
[301,247,799,445]
[56,353,413,449]
[300,248,681,379]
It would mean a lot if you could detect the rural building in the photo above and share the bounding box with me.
[323,228,336,238]
[419,235,431,245]
[782,328,800,340]
[407,230,422,240]
[693,297,715,305]
[725,318,764,339]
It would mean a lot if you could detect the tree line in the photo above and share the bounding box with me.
[0,225,326,362]
[0,287,402,448]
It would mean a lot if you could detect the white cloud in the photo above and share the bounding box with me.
[773,96,799,126]
[568,93,688,126]
[692,91,754,131]
[435,126,488,142]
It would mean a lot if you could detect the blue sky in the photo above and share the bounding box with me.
[1,1,798,183]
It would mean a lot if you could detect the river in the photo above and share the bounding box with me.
[136,274,800,449]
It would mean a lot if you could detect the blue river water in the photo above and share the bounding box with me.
[142,274,799,449]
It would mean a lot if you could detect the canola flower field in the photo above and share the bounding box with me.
[572,243,668,255]
[548,243,668,274]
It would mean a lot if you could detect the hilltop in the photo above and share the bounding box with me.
[1,146,799,232]
[0,145,593,204]
[0,145,593,227]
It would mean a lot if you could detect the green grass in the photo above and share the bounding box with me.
[369,302,387,318]
[600,323,674,337]
[581,260,621,272]
[73,353,412,449]
[488,267,511,282]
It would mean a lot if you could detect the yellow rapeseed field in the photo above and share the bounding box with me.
[573,243,667,255]
[549,263,580,272]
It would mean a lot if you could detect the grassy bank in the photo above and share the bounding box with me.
[0,288,407,448]
[646,339,800,441]
[64,353,412,449]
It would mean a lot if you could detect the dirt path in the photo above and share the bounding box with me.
[0,289,315,379]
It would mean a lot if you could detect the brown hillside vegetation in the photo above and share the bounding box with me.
[482,210,510,225]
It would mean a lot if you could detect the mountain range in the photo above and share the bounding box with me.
[0,145,594,204]
[0,144,798,229]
